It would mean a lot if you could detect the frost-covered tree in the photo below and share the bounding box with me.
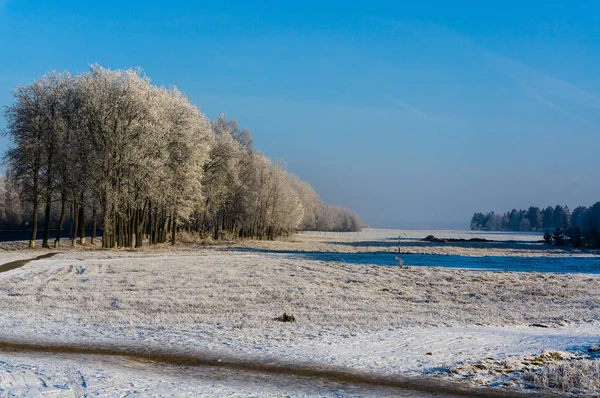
[291,177,320,231]
[75,66,155,247]
[36,72,73,247]
[201,124,243,239]
[4,79,48,247]
[266,162,304,238]
[212,113,252,150]
[315,205,363,232]
[157,87,211,245]
[3,65,362,247]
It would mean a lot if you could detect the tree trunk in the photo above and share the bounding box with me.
[91,205,97,245]
[42,149,54,248]
[153,207,161,245]
[161,209,168,243]
[102,205,109,249]
[101,193,111,249]
[129,206,135,248]
[70,201,76,241]
[29,165,40,248]
[171,208,177,245]
[167,213,172,243]
[140,208,146,247]
[135,207,143,248]
[42,193,52,248]
[116,212,121,248]
[213,213,219,240]
[147,202,153,244]
[111,204,117,248]
[72,195,79,247]
[78,192,86,245]
[54,192,66,248]
[119,213,125,248]
[114,212,119,248]
[102,213,110,249]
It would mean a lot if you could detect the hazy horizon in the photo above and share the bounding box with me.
[1,1,599,229]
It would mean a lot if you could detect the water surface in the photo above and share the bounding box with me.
[278,251,600,274]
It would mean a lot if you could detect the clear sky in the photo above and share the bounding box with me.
[1,1,599,229]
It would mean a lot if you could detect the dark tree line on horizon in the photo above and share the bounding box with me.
[471,203,600,248]
[0,66,362,248]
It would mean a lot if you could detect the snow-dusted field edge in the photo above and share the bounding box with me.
[0,229,598,396]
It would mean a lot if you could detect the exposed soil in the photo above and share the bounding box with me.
[0,252,59,273]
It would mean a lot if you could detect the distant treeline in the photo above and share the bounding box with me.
[471,203,600,248]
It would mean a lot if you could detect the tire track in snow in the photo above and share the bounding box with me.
[0,340,554,397]
[0,252,59,274]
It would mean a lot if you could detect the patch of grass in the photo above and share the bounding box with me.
[525,359,600,393]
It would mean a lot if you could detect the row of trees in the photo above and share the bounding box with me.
[2,66,362,248]
[471,203,600,248]
[471,205,572,232]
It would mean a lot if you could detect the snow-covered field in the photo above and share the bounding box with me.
[0,229,598,396]
[0,348,446,397]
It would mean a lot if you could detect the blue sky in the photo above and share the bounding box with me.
[1,1,599,228]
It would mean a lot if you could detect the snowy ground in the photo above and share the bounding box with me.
[0,229,598,396]
[0,348,453,398]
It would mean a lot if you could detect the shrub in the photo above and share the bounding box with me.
[274,312,296,323]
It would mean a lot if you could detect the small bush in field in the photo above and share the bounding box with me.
[274,312,296,323]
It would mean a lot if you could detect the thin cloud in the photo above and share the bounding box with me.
[421,22,600,113]
[517,81,586,123]
[485,52,600,114]
[384,95,434,120]
[373,18,600,122]
[431,23,600,114]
